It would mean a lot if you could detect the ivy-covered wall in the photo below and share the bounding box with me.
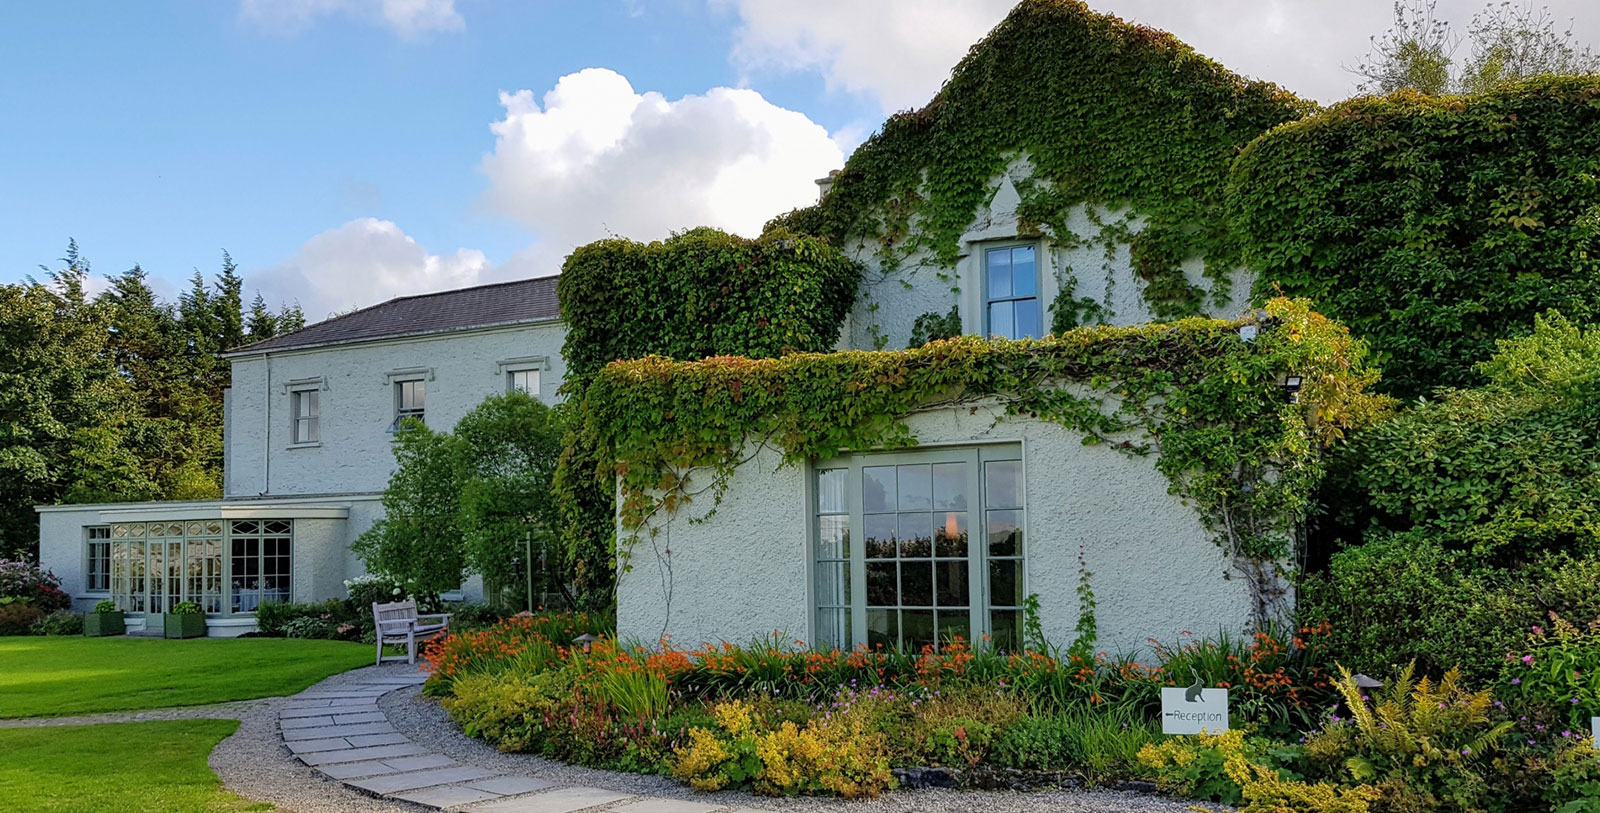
[590,298,1385,624]
[768,0,1310,344]
[1231,76,1600,398]
[553,227,862,607]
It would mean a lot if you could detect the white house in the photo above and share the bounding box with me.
[36,277,565,636]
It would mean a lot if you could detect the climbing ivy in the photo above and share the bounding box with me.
[1231,76,1600,398]
[582,298,1386,623]
[768,0,1311,320]
[553,227,862,608]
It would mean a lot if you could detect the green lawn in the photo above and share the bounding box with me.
[0,720,268,812]
[0,636,376,718]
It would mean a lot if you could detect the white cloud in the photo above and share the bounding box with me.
[480,67,846,249]
[721,0,1600,107]
[722,0,1015,113]
[251,218,490,321]
[239,0,463,37]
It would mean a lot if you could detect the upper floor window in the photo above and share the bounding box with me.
[984,244,1040,340]
[291,390,319,444]
[86,526,110,592]
[392,379,425,430]
[508,369,539,397]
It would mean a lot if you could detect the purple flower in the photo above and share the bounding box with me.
[1563,730,1573,738]
[1523,655,1535,665]
[1511,678,1522,685]
[1572,698,1581,704]
[1461,747,1471,755]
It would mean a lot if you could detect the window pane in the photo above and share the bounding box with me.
[938,610,972,648]
[990,610,1021,652]
[931,462,967,510]
[816,608,850,651]
[862,466,895,513]
[306,392,318,419]
[936,560,969,607]
[896,464,931,510]
[897,513,932,557]
[985,460,1023,508]
[411,380,425,409]
[900,561,932,606]
[866,609,897,650]
[989,301,1014,339]
[1016,298,1041,339]
[864,514,896,559]
[934,511,968,557]
[816,469,847,514]
[866,562,897,605]
[816,562,849,605]
[902,609,935,652]
[1011,246,1037,296]
[817,515,848,559]
[986,248,1012,299]
[989,559,1022,607]
[987,509,1023,556]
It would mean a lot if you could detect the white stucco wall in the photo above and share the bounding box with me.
[618,402,1261,658]
[843,158,1256,350]
[225,320,567,498]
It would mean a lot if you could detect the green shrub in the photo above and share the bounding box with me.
[29,609,83,636]
[283,615,345,640]
[92,599,115,613]
[991,707,1157,780]
[1234,78,1600,397]
[0,602,45,636]
[253,601,324,636]
[1498,612,1600,731]
[671,699,895,797]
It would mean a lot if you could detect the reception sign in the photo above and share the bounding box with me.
[1161,687,1229,735]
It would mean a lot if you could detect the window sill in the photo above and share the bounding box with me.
[285,441,323,450]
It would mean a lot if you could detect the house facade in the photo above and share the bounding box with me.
[36,277,565,635]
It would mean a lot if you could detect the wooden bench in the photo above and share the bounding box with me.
[372,600,451,665]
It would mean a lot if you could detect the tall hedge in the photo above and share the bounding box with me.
[1231,76,1600,397]
[768,0,1308,319]
[554,227,861,608]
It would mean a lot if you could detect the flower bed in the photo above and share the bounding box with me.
[421,613,1600,810]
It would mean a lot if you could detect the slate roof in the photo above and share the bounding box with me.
[226,276,561,355]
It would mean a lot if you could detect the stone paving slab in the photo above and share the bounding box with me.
[285,736,362,754]
[281,706,349,719]
[332,711,387,725]
[392,784,502,808]
[610,798,725,813]
[282,721,396,741]
[462,776,555,796]
[467,786,633,812]
[315,759,407,780]
[382,754,458,772]
[346,732,412,747]
[280,715,337,729]
[347,765,496,795]
[298,742,429,766]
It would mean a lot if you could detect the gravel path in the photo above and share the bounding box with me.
[0,699,269,728]
[380,685,1209,813]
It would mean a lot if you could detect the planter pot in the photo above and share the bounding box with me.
[84,611,125,637]
[163,613,207,639]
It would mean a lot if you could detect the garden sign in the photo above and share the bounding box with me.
[1161,678,1229,735]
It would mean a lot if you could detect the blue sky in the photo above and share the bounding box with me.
[4,0,1595,319]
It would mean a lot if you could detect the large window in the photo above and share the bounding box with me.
[813,446,1024,652]
[392,379,425,430]
[86,526,110,592]
[291,389,320,444]
[107,522,224,614]
[984,244,1041,340]
[230,520,292,613]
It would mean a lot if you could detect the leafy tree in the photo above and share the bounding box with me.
[1460,1,1600,93]
[354,393,568,606]
[1353,0,1456,95]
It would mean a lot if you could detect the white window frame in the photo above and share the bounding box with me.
[496,356,549,400]
[85,526,111,594]
[391,378,426,431]
[289,389,320,445]
[809,443,1025,652]
[507,368,540,397]
[982,242,1043,340]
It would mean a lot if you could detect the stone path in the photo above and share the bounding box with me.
[278,669,772,812]
[0,698,269,728]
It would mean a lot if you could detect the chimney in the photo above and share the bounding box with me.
[814,169,842,202]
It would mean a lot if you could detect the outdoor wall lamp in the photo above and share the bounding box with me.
[1281,374,1303,404]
